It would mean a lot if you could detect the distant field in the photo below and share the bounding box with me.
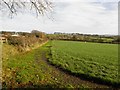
[49,40,119,85]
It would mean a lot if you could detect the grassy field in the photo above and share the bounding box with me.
[2,44,45,88]
[2,43,89,88]
[2,41,119,88]
[49,40,119,86]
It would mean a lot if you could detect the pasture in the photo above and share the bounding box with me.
[49,40,119,85]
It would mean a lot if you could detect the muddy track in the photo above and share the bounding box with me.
[34,45,119,89]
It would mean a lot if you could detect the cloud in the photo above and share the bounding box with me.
[51,1,118,34]
[0,0,118,35]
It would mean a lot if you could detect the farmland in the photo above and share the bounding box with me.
[3,43,95,88]
[48,40,119,86]
[2,38,119,88]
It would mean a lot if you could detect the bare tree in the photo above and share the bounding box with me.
[0,0,53,16]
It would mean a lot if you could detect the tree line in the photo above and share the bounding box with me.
[47,32,120,44]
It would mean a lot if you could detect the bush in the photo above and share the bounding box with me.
[7,36,25,46]
[7,32,47,52]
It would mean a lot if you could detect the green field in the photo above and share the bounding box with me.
[49,40,119,85]
[2,43,88,88]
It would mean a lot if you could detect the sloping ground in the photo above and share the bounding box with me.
[2,42,119,89]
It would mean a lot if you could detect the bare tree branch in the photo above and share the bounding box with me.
[2,0,14,13]
[0,0,53,16]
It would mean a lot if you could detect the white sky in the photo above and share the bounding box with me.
[0,0,119,35]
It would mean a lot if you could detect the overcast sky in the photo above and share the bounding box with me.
[0,0,119,35]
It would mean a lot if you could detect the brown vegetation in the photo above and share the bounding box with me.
[2,30,48,52]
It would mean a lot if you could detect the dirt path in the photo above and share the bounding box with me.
[34,44,118,89]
